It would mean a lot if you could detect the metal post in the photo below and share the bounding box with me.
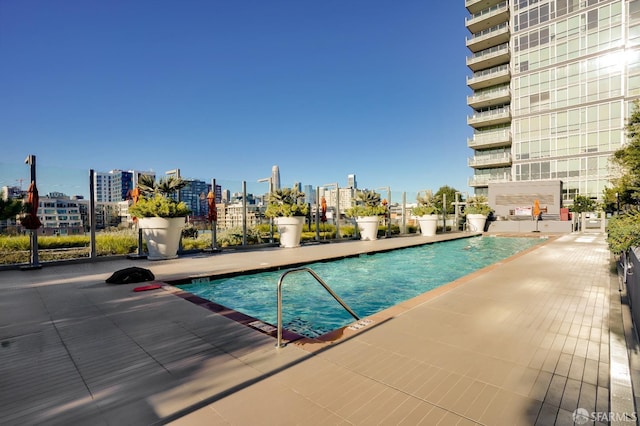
[242,180,247,246]
[401,192,406,234]
[442,193,447,233]
[387,188,391,238]
[89,169,97,258]
[212,178,218,251]
[315,186,320,241]
[269,178,274,243]
[335,185,340,239]
[454,192,460,231]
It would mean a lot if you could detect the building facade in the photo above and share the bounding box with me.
[178,179,209,219]
[466,0,640,202]
[94,170,155,202]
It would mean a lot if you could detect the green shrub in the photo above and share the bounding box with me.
[607,209,640,254]
[129,194,191,218]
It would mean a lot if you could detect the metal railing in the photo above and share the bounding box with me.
[276,267,360,348]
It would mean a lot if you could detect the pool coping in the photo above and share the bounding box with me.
[163,233,556,352]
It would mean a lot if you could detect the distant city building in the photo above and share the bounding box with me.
[271,165,281,190]
[178,179,209,218]
[2,185,25,200]
[303,184,315,205]
[222,189,231,203]
[216,203,261,229]
[319,186,355,217]
[39,194,84,235]
[94,169,155,202]
[465,0,640,202]
[347,174,357,189]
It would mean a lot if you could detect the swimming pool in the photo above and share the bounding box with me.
[178,236,545,338]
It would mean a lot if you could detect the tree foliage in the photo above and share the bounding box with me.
[607,99,640,209]
[0,198,24,221]
[570,195,596,213]
[607,210,640,254]
[433,186,462,214]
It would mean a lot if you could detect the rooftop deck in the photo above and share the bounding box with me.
[0,231,636,425]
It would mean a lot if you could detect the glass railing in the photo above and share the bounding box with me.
[0,159,471,268]
[466,22,509,46]
[468,43,509,62]
[468,153,512,166]
[466,2,508,24]
[467,128,511,147]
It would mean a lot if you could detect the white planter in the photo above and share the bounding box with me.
[417,215,438,236]
[356,216,380,241]
[466,214,487,233]
[138,217,186,260]
[274,216,304,248]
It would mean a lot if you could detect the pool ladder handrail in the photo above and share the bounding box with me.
[277,267,360,348]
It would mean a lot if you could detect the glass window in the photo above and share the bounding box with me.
[557,0,568,17]
[588,9,598,31]
[541,161,551,179]
[568,39,581,59]
[557,141,569,160]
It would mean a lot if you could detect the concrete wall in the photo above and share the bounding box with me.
[488,180,563,217]
[487,219,573,233]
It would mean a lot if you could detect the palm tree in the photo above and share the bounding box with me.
[137,175,187,198]
[354,190,381,207]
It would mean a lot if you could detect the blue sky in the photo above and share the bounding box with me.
[0,0,473,199]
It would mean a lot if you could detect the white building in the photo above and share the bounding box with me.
[465,0,640,202]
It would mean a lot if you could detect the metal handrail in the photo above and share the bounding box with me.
[277,267,360,348]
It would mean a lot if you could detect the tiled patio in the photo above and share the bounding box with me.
[0,231,636,425]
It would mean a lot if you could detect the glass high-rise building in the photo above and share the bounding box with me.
[347,174,357,189]
[271,165,281,190]
[466,0,640,203]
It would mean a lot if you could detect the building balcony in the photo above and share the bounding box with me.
[467,106,511,128]
[467,43,510,71]
[466,0,504,15]
[467,128,512,149]
[467,85,510,109]
[468,173,512,187]
[468,152,512,168]
[466,22,510,53]
[465,1,509,34]
[467,64,510,90]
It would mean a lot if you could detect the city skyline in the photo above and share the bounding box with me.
[0,1,472,199]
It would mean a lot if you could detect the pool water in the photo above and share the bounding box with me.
[178,236,545,338]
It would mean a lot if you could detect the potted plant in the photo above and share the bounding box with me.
[412,191,440,237]
[345,190,387,241]
[465,195,492,233]
[128,175,191,260]
[264,187,309,248]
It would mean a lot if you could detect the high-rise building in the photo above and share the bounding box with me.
[178,179,209,218]
[94,170,154,202]
[303,184,316,205]
[271,165,281,190]
[465,0,640,203]
[347,174,357,189]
